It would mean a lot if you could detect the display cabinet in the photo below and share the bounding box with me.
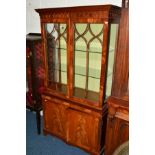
[105,1,129,154]
[36,5,121,155]
[104,97,129,155]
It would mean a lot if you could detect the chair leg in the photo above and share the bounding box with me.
[36,110,41,134]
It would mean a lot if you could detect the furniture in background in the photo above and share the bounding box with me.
[104,0,129,154]
[36,5,121,155]
[105,97,129,155]
[26,33,44,134]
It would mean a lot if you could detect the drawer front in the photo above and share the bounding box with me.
[43,98,67,139]
[67,107,100,153]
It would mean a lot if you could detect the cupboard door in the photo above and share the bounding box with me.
[105,117,129,155]
[115,118,129,147]
[67,108,100,153]
[43,99,67,139]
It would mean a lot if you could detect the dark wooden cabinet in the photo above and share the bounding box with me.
[26,33,44,134]
[104,1,129,154]
[36,5,121,155]
[104,97,129,155]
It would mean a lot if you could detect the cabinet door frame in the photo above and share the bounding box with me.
[41,19,70,98]
[69,18,110,107]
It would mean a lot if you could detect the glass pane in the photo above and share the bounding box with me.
[75,38,87,52]
[74,50,86,76]
[89,38,102,53]
[88,77,100,92]
[73,23,104,102]
[105,24,118,98]
[61,71,67,84]
[88,51,102,79]
[90,24,103,36]
[45,23,67,94]
[74,75,86,89]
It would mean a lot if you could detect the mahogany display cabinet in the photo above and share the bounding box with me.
[36,5,121,155]
[105,1,129,154]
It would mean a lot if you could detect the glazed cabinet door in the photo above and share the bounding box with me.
[43,22,68,95]
[71,21,119,106]
[72,23,104,104]
[43,98,68,140]
[67,108,101,154]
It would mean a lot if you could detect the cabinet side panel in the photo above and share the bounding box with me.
[112,8,129,99]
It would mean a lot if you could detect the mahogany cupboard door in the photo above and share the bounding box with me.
[105,116,129,155]
[43,98,68,140]
[67,108,101,154]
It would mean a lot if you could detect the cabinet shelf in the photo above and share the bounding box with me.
[48,64,113,79]
[74,72,100,79]
[48,47,114,54]
[49,47,66,51]
[75,49,102,54]
[48,63,67,72]
[74,72,112,79]
[75,48,114,54]
[52,69,67,73]
[74,66,100,79]
[47,81,67,94]
[73,87,99,102]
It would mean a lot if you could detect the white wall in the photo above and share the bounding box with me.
[40,0,122,8]
[26,0,41,34]
[26,0,122,34]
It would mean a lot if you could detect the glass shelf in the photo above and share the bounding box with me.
[48,47,66,51]
[75,49,102,54]
[53,69,66,73]
[74,48,114,55]
[47,81,67,94]
[74,66,100,79]
[48,62,67,72]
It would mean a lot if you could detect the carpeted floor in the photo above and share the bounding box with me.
[26,110,89,155]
